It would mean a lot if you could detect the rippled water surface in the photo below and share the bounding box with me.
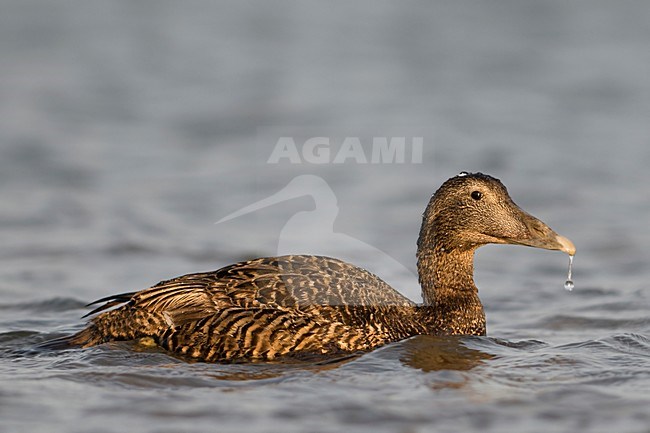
[1,1,650,433]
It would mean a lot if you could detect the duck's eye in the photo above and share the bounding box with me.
[471,191,483,200]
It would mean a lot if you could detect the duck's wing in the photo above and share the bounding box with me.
[86,255,415,328]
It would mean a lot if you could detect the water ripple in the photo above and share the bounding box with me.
[528,314,649,331]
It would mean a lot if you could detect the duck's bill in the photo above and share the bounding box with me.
[551,233,576,256]
[507,232,576,256]
[503,212,576,256]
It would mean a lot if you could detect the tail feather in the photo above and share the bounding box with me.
[66,324,106,347]
[37,334,83,350]
[38,324,106,350]
[41,293,165,351]
[83,292,137,318]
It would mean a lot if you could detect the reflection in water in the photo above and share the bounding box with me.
[398,336,494,372]
[203,337,493,385]
[207,354,357,382]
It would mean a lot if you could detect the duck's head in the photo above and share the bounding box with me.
[418,172,575,256]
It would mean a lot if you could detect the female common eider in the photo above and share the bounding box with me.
[58,172,575,362]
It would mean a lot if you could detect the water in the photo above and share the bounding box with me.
[564,255,575,291]
[2,1,650,433]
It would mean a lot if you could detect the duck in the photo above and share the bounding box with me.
[59,172,575,362]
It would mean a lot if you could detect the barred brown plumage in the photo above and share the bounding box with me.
[57,172,575,362]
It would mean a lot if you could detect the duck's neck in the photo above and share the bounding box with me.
[416,247,486,335]
[417,247,477,304]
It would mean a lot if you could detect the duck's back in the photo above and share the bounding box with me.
[70,255,419,362]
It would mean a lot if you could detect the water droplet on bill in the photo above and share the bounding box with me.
[564,254,574,291]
